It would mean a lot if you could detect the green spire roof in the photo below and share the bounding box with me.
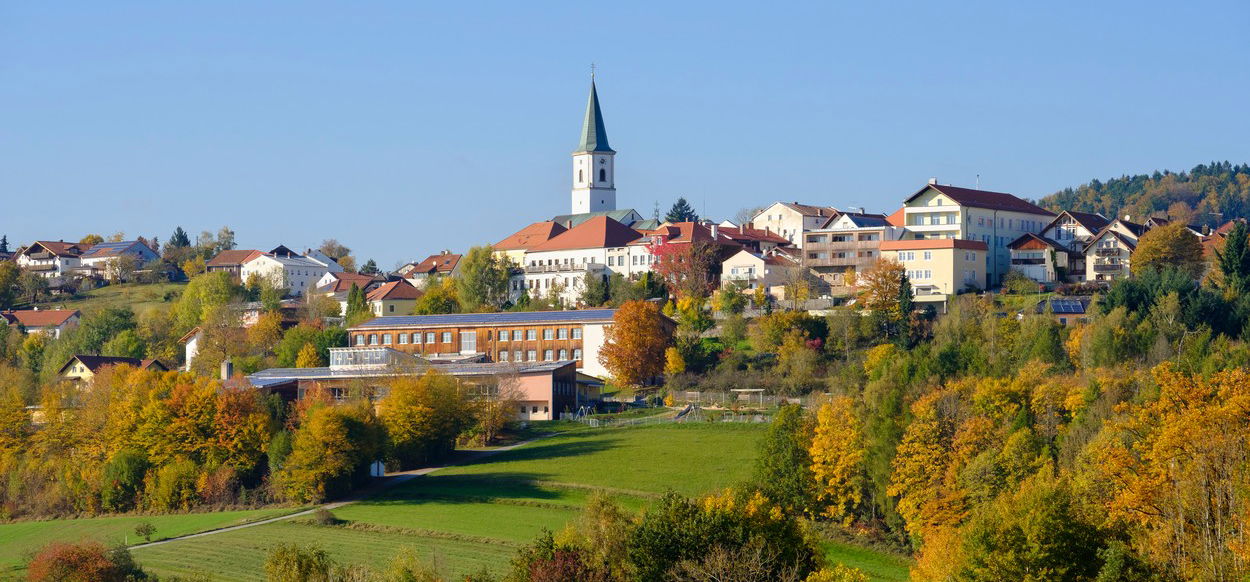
[576,80,614,154]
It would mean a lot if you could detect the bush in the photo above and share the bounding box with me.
[311,507,340,526]
[145,458,201,511]
[264,543,335,582]
[26,541,143,582]
[134,521,156,542]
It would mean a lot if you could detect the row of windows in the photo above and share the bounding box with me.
[497,348,582,362]
[906,269,933,280]
[897,251,933,261]
[355,327,582,347]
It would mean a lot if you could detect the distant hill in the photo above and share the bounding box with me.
[1039,161,1250,228]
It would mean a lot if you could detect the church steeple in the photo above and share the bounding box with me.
[576,79,614,154]
[570,74,617,214]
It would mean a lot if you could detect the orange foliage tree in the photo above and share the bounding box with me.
[597,300,673,386]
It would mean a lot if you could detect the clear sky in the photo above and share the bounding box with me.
[4,1,1249,267]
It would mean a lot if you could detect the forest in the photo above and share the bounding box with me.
[1039,161,1250,228]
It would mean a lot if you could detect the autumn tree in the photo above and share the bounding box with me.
[295,343,322,368]
[413,277,462,315]
[597,300,672,386]
[860,258,905,314]
[278,401,385,502]
[1130,222,1204,278]
[650,240,719,299]
[809,397,866,525]
[26,541,142,582]
[378,370,477,468]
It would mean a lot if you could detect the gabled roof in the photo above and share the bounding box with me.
[717,225,791,245]
[494,221,569,251]
[575,79,613,154]
[775,202,840,218]
[529,216,643,252]
[81,241,152,259]
[246,254,327,268]
[366,280,422,302]
[1109,219,1147,238]
[1085,228,1138,252]
[886,208,906,227]
[60,355,167,375]
[23,241,89,258]
[632,222,741,247]
[207,249,265,267]
[819,212,892,229]
[408,252,462,276]
[1,309,79,328]
[318,272,380,293]
[906,184,1054,216]
[1043,211,1110,235]
[1007,232,1066,250]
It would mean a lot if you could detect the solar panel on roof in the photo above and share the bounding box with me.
[1049,299,1085,314]
[353,309,619,328]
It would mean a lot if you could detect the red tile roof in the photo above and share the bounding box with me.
[366,280,422,302]
[881,239,989,251]
[1,309,79,328]
[319,272,379,293]
[630,222,742,247]
[528,216,643,252]
[717,225,791,245]
[207,249,265,267]
[409,252,462,275]
[886,208,906,227]
[494,221,569,251]
[906,184,1054,216]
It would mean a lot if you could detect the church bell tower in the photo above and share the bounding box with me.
[571,76,616,214]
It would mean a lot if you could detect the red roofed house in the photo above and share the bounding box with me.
[493,221,568,265]
[316,271,384,316]
[1,308,80,338]
[715,222,794,254]
[206,249,265,279]
[367,280,423,316]
[515,216,643,304]
[900,179,1055,287]
[400,251,462,289]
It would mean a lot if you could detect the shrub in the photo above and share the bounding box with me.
[26,541,142,582]
[311,507,340,526]
[264,543,335,582]
[134,521,156,542]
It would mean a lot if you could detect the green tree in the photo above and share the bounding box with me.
[264,544,335,582]
[1216,220,1250,295]
[168,226,191,249]
[456,246,511,312]
[0,261,19,309]
[101,329,145,359]
[580,273,609,307]
[344,284,370,324]
[752,404,817,514]
[413,277,462,315]
[665,197,699,223]
[358,259,379,275]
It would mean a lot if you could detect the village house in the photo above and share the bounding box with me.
[59,355,167,385]
[750,202,841,249]
[316,271,384,316]
[715,222,793,255]
[77,240,160,279]
[1,308,80,338]
[802,212,904,287]
[514,216,643,304]
[205,249,265,279]
[240,252,333,297]
[367,280,422,316]
[493,221,568,267]
[880,238,988,312]
[14,241,91,286]
[400,251,462,288]
[1007,211,1111,283]
[720,249,799,296]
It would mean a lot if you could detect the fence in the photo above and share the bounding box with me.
[568,404,772,427]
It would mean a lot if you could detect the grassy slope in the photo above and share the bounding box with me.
[824,541,911,582]
[135,423,912,581]
[0,507,300,573]
[31,282,185,316]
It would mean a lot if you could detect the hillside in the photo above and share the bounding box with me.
[1039,161,1250,227]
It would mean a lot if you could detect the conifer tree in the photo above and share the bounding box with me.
[665,197,699,223]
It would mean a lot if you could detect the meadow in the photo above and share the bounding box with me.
[31,281,185,315]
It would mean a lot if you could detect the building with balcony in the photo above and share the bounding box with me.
[247,346,580,421]
[1084,229,1137,281]
[1006,233,1071,284]
[1029,211,1112,282]
[750,202,840,249]
[900,181,1055,288]
[880,238,988,312]
[802,212,903,286]
[15,241,91,286]
[720,249,797,295]
[512,216,643,304]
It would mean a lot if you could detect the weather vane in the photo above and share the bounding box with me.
[590,62,596,79]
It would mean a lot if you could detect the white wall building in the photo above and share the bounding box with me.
[240,254,331,297]
[751,202,840,249]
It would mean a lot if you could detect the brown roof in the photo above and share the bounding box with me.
[409,252,462,275]
[319,272,379,293]
[207,249,265,267]
[886,208,906,227]
[1085,228,1138,252]
[494,221,569,251]
[366,280,422,302]
[906,184,1054,216]
[632,222,741,247]
[26,241,89,258]
[528,216,643,252]
[779,202,840,217]
[60,355,168,375]
[1007,233,1065,250]
[718,225,791,245]
[881,239,989,251]
[1044,211,1110,235]
[2,309,79,328]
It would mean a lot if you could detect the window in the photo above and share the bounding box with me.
[559,349,568,360]
[388,304,395,313]
[513,330,523,341]
[514,350,522,362]
[543,329,554,340]
[922,251,931,260]
[355,335,365,346]
[526,329,537,341]
[532,406,539,414]
[380,333,390,345]
[557,328,568,340]
[368,334,378,345]
[599,168,606,181]
[426,332,436,344]
[499,351,508,362]
[578,169,583,182]
[398,333,408,345]
[527,350,537,361]
[572,328,582,340]
[441,332,452,344]
[544,349,554,361]
[498,329,508,342]
[412,333,421,344]
[460,331,477,353]
[573,348,583,360]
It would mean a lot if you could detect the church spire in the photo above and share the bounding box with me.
[576,77,613,154]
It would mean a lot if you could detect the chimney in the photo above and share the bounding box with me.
[746,221,754,230]
[220,359,234,381]
[711,224,719,240]
[928,177,938,185]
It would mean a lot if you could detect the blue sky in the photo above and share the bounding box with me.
[3,1,1248,267]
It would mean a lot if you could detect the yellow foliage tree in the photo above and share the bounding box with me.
[859,258,905,314]
[664,346,686,376]
[1130,222,1205,278]
[295,343,322,368]
[180,255,207,278]
[808,397,865,525]
[598,300,673,386]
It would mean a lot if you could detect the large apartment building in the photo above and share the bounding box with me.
[803,212,904,286]
[899,181,1055,287]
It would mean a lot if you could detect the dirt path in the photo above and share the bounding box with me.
[128,437,542,550]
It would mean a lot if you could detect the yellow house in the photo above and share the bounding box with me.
[367,280,423,316]
[879,239,987,312]
[58,355,167,384]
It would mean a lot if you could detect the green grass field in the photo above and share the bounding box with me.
[32,282,185,316]
[133,423,911,581]
[0,507,300,574]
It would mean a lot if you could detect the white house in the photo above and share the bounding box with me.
[78,241,160,279]
[751,202,841,249]
[240,253,332,297]
[514,216,643,304]
[1,308,81,338]
[15,241,90,285]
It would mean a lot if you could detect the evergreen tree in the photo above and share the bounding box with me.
[665,197,699,223]
[358,259,379,275]
[896,273,913,347]
[345,284,369,323]
[168,227,191,249]
[1217,221,1250,295]
[0,235,8,253]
